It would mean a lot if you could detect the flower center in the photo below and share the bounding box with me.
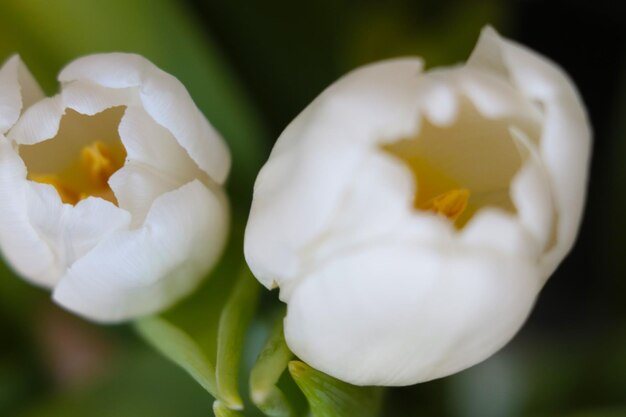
[420,188,470,222]
[29,141,124,205]
[20,106,127,205]
[383,98,525,229]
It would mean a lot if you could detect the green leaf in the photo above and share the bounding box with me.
[289,361,384,417]
[134,316,218,399]
[249,309,296,417]
[216,268,261,409]
[213,401,247,417]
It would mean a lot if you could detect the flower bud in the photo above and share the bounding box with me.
[0,53,230,322]
[244,27,591,385]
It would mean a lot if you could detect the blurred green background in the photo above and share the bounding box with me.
[1,0,625,416]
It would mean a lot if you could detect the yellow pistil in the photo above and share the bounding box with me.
[81,142,118,189]
[420,188,470,222]
[382,142,474,227]
[28,141,124,205]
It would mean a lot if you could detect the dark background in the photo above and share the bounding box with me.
[1,0,625,416]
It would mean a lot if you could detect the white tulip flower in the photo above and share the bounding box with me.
[0,53,230,322]
[244,27,591,386]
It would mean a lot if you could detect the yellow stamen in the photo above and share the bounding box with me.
[420,188,470,222]
[28,141,124,205]
[81,141,118,189]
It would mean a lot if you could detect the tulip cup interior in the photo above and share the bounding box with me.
[383,97,529,228]
[19,106,127,205]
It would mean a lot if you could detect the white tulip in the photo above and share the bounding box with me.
[244,27,591,386]
[0,53,230,323]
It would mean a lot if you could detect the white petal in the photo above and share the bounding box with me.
[284,241,540,386]
[245,59,425,289]
[276,150,420,298]
[58,53,231,183]
[461,208,539,259]
[109,162,176,228]
[3,137,134,283]
[7,96,65,145]
[53,180,229,322]
[449,67,543,131]
[245,56,548,291]
[16,61,45,112]
[468,26,591,277]
[59,80,136,115]
[0,55,44,134]
[509,127,556,253]
[8,81,132,146]
[25,189,131,270]
[0,136,132,286]
[62,198,131,265]
[0,136,59,286]
[536,97,590,277]
[466,26,513,78]
[117,106,205,181]
[282,149,470,299]
[413,76,458,126]
[110,106,211,226]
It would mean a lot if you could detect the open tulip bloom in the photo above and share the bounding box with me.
[0,53,230,322]
[245,27,591,386]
